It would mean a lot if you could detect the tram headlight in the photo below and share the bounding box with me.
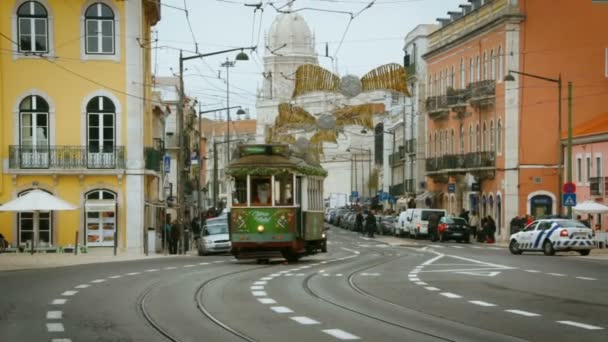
[322,233,326,239]
[257,225,265,233]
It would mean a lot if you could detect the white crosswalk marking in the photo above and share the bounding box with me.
[322,329,360,340]
[505,310,540,317]
[557,321,604,330]
[290,316,320,325]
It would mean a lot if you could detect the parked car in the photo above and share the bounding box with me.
[197,218,231,256]
[340,212,354,229]
[379,216,397,235]
[334,208,349,226]
[398,209,447,239]
[509,219,594,256]
[437,216,470,242]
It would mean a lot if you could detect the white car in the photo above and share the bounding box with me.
[509,219,594,256]
[198,218,231,256]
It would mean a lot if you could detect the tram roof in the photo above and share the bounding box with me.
[227,144,327,177]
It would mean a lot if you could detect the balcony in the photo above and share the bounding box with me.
[446,87,470,114]
[389,183,404,196]
[590,177,608,197]
[425,95,449,120]
[389,146,406,166]
[468,80,496,108]
[8,145,125,171]
[404,179,415,193]
[405,139,417,154]
[426,151,495,173]
[145,147,162,172]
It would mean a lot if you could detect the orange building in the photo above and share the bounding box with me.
[422,0,608,241]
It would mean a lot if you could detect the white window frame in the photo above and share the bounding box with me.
[497,119,503,155]
[80,0,120,61]
[498,46,504,80]
[490,49,496,80]
[460,58,465,89]
[595,153,603,178]
[12,0,54,59]
[482,52,488,80]
[586,154,592,184]
[576,155,582,184]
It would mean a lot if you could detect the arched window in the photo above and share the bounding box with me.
[450,129,455,154]
[434,131,438,157]
[476,56,481,81]
[85,189,117,246]
[17,1,48,53]
[475,123,480,152]
[497,119,503,153]
[434,73,438,97]
[85,3,115,54]
[428,76,433,96]
[19,95,50,168]
[460,58,465,89]
[490,120,495,151]
[429,133,432,156]
[451,65,455,89]
[18,189,53,245]
[490,49,496,80]
[87,96,116,167]
[459,123,465,154]
[482,122,487,151]
[482,52,488,80]
[469,124,473,153]
[497,46,504,80]
[469,57,474,84]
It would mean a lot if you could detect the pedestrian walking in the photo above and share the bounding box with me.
[478,217,487,243]
[0,233,7,253]
[355,211,364,234]
[486,216,496,244]
[365,210,377,238]
[169,220,180,254]
[468,211,480,240]
[428,212,440,242]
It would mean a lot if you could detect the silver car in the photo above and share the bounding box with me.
[197,218,231,256]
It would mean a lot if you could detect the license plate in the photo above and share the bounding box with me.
[573,232,587,237]
[452,232,462,236]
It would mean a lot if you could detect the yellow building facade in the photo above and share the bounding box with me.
[0,0,162,252]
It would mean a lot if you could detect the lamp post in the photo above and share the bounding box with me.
[504,70,571,217]
[178,46,255,254]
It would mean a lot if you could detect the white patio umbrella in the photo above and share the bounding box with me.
[572,200,608,214]
[0,189,78,250]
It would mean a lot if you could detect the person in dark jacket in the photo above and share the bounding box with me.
[485,216,496,243]
[355,211,364,234]
[365,210,377,238]
[169,220,181,254]
[428,212,440,242]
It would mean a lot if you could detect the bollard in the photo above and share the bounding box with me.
[74,231,79,255]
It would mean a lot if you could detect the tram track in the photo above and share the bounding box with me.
[139,264,271,342]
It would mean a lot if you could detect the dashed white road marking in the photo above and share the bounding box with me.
[469,300,497,307]
[126,272,141,276]
[258,298,277,304]
[414,282,427,286]
[46,323,65,332]
[290,316,320,325]
[440,292,462,299]
[46,311,62,319]
[250,286,265,290]
[252,291,268,297]
[51,299,67,305]
[145,269,160,272]
[322,329,360,340]
[295,273,306,276]
[409,277,420,282]
[471,246,483,249]
[270,273,281,277]
[335,273,343,277]
[524,270,541,273]
[164,266,177,270]
[183,264,195,268]
[285,273,294,276]
[261,277,273,280]
[505,310,541,317]
[270,306,294,313]
[90,279,106,283]
[547,273,566,277]
[254,281,267,285]
[575,276,597,281]
[108,275,122,279]
[61,291,78,296]
[74,284,90,289]
[556,321,604,330]
[51,339,72,342]
[199,262,210,265]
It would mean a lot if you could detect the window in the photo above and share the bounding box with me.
[18,189,53,246]
[460,58,465,89]
[490,120,495,151]
[476,56,481,81]
[274,174,294,206]
[597,156,602,178]
[251,177,272,206]
[469,125,473,153]
[577,157,582,183]
[451,65,455,89]
[586,156,591,182]
[17,1,48,53]
[450,129,455,154]
[232,177,247,206]
[476,124,480,152]
[85,3,115,54]
[434,132,438,157]
[482,122,487,151]
[482,52,488,80]
[460,123,464,154]
[85,189,116,247]
[434,73,438,96]
[497,46,504,80]
[469,58,474,84]
[490,49,496,80]
[87,96,115,153]
[308,178,323,210]
[497,119,502,153]
[428,76,433,96]
[19,95,50,168]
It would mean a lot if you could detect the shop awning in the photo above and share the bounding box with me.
[415,191,440,206]
[85,200,116,212]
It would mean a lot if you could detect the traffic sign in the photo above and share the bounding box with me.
[163,155,171,173]
[447,183,456,193]
[380,192,389,201]
[351,191,359,198]
[563,193,577,207]
[563,182,576,194]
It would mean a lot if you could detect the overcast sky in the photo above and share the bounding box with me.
[152,0,462,119]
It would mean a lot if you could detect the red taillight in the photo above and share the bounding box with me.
[417,223,421,230]
[560,229,569,237]
[438,223,446,233]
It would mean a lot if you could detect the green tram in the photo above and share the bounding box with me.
[226,144,328,263]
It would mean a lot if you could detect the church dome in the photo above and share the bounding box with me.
[267,10,315,57]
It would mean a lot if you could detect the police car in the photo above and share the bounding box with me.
[509,219,594,256]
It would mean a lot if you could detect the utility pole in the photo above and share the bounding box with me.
[197,101,202,220]
[567,81,573,218]
[177,50,186,254]
[213,140,218,209]
[221,58,235,163]
[402,96,407,197]
[368,148,372,199]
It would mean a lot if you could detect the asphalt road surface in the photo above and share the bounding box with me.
[1,227,606,342]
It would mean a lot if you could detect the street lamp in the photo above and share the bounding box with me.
[221,53,250,166]
[177,46,255,254]
[347,147,372,200]
[504,70,572,217]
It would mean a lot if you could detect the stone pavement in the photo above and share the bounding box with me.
[0,248,182,272]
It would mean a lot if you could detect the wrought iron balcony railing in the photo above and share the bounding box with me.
[389,183,404,197]
[590,177,608,197]
[468,80,496,106]
[426,151,495,173]
[9,145,126,170]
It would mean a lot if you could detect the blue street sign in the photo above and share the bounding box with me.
[163,155,171,173]
[351,191,359,198]
[447,183,456,193]
[389,196,396,204]
[563,193,577,207]
[381,192,389,201]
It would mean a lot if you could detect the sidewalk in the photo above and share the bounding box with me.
[0,248,179,272]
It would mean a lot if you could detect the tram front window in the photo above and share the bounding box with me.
[251,177,272,206]
[232,177,247,206]
[274,173,294,206]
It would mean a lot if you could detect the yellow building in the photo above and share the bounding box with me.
[0,0,163,253]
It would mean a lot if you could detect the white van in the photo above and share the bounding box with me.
[398,209,447,239]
